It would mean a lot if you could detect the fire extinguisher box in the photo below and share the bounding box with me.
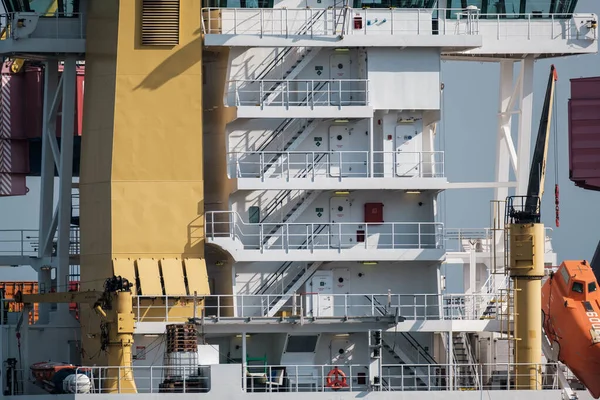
[364,203,384,224]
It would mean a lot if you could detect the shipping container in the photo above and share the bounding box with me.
[0,281,39,324]
[568,77,600,191]
[1,63,30,196]
[55,64,85,138]
[0,62,85,195]
[3,62,85,139]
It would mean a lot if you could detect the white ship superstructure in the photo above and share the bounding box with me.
[0,0,597,398]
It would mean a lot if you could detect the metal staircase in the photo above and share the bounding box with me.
[477,274,509,320]
[255,223,329,316]
[262,190,321,248]
[262,119,320,178]
[381,339,435,389]
[264,261,323,317]
[452,332,479,388]
[261,47,321,106]
[253,9,324,106]
[365,295,437,389]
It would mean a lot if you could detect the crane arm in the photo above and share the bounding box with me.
[15,290,108,319]
[509,65,558,224]
[14,275,133,321]
[15,290,104,305]
[524,64,559,215]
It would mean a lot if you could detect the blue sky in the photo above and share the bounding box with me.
[441,0,600,263]
[1,1,599,282]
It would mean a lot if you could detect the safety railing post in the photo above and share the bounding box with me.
[234,8,238,34]
[260,9,264,37]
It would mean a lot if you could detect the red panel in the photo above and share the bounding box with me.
[68,280,80,320]
[364,202,384,224]
[0,173,27,196]
[5,140,29,173]
[568,76,600,191]
[2,64,86,140]
[55,66,85,137]
[570,77,600,100]
[23,66,43,139]
[76,73,84,136]
[1,64,30,196]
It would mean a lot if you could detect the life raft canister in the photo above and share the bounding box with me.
[326,367,348,390]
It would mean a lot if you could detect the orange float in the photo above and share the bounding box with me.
[325,367,348,390]
[542,260,600,398]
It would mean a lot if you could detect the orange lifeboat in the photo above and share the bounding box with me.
[542,260,600,398]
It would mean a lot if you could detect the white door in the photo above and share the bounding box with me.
[333,268,351,316]
[330,196,353,248]
[395,123,421,177]
[330,338,355,365]
[329,53,351,106]
[310,272,333,317]
[329,125,351,177]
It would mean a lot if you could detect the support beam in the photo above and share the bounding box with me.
[369,116,374,177]
[516,57,534,196]
[494,60,515,205]
[448,330,453,390]
[38,60,59,259]
[56,57,77,315]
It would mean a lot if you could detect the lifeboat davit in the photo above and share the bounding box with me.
[542,260,600,398]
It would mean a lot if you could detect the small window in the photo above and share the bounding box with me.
[589,282,597,293]
[560,267,570,285]
[285,335,318,353]
[249,206,260,224]
[572,282,584,294]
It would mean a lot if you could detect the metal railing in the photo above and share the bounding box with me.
[0,227,80,257]
[244,364,371,392]
[382,362,562,391]
[228,79,369,107]
[65,366,210,394]
[7,362,567,394]
[202,7,595,41]
[444,227,554,252]
[456,12,596,40]
[202,7,463,36]
[205,211,443,251]
[0,12,86,40]
[229,150,445,179]
[131,292,502,322]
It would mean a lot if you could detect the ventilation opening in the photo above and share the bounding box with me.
[141,0,180,46]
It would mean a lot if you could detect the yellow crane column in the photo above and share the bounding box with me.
[79,0,206,366]
[104,290,136,393]
[509,222,545,390]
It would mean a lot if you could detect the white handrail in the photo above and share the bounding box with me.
[201,7,595,42]
[227,78,369,107]
[205,210,444,251]
[132,292,508,321]
[228,150,445,179]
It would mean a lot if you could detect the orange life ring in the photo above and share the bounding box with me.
[326,367,348,390]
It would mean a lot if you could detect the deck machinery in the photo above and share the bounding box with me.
[505,65,557,390]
